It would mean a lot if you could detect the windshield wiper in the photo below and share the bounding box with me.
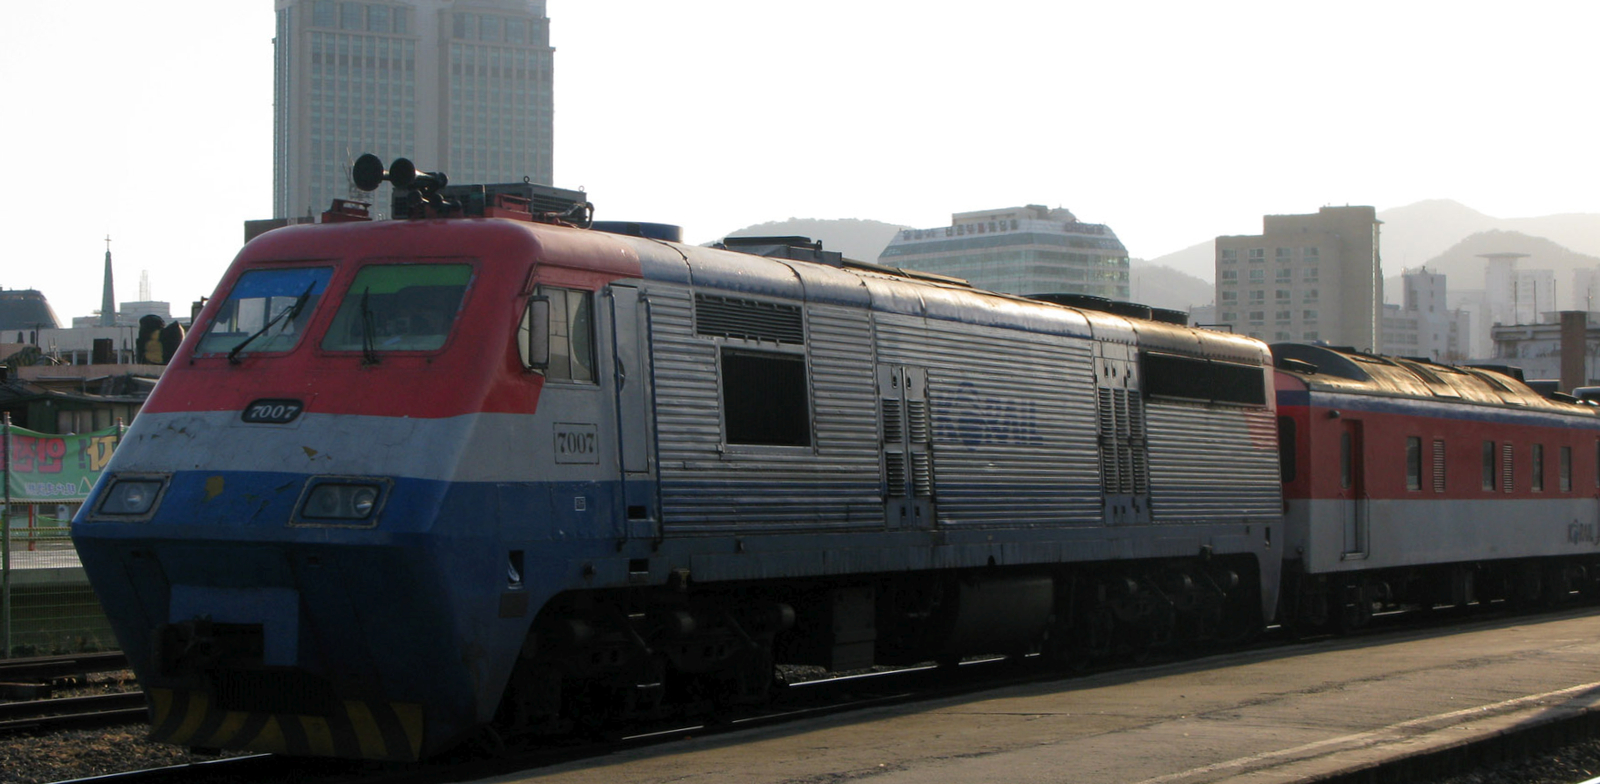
[228,283,315,365]
[360,286,380,365]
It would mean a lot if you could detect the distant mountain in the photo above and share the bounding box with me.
[1144,241,1214,282]
[722,218,911,263]
[1151,201,1600,283]
[1383,230,1600,310]
[1376,200,1499,269]
[1129,263,1212,312]
[1496,214,1600,262]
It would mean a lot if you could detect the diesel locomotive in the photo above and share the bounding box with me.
[70,158,1600,760]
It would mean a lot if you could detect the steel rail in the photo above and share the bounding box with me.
[0,691,147,735]
[0,651,128,683]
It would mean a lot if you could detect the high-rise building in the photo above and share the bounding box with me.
[1214,206,1382,350]
[273,0,553,220]
[878,205,1130,300]
[1380,268,1470,361]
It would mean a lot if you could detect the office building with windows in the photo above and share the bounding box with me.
[878,205,1130,300]
[1213,206,1382,350]
[1380,268,1471,361]
[273,0,553,220]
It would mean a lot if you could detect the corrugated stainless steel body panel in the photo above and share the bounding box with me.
[874,312,1104,527]
[1145,403,1281,519]
[649,283,883,532]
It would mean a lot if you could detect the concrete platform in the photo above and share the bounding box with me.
[488,610,1600,784]
[4,547,86,588]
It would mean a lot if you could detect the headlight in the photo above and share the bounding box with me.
[301,482,383,521]
[98,479,165,516]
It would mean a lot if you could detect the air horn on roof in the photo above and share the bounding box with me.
[351,153,448,195]
[352,153,452,217]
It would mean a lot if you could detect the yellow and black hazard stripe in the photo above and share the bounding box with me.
[147,688,424,761]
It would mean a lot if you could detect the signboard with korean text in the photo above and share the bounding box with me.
[3,425,120,504]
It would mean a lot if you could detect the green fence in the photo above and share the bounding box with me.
[2,506,117,657]
[3,416,122,658]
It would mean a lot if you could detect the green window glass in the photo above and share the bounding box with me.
[322,263,472,353]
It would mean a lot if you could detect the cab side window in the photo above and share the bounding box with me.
[522,287,594,382]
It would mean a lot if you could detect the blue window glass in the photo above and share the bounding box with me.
[196,267,334,356]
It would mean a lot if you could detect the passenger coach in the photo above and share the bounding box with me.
[1274,342,1600,630]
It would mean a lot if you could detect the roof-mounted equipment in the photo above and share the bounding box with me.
[592,221,683,242]
[350,153,593,226]
[1027,293,1188,326]
[716,236,843,267]
[353,153,446,199]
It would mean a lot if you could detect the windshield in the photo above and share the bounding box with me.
[194,267,334,356]
[321,264,472,353]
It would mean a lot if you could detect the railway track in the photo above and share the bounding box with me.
[0,691,147,734]
[23,601,1595,784]
[0,651,127,685]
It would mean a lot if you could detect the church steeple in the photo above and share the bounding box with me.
[100,235,116,327]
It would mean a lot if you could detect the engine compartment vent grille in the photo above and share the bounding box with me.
[695,294,804,345]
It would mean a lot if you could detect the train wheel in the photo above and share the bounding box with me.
[1334,581,1371,633]
[1541,565,1579,606]
[1452,566,1478,611]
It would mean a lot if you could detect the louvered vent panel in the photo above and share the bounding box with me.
[694,294,804,344]
[907,400,930,444]
[1433,439,1446,493]
[1129,394,1148,493]
[1114,389,1131,440]
[1097,388,1117,493]
[882,399,903,443]
[911,453,933,497]
[1502,444,1515,493]
[886,453,908,495]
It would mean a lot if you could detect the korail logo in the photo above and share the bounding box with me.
[951,382,1043,448]
[1567,520,1600,547]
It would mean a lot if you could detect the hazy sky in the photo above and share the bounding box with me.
[4,1,1599,323]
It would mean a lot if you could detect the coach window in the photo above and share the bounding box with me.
[1560,446,1572,492]
[1482,441,1496,491]
[520,287,595,382]
[1405,437,1422,491]
[1340,432,1352,489]
[1532,444,1545,492]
